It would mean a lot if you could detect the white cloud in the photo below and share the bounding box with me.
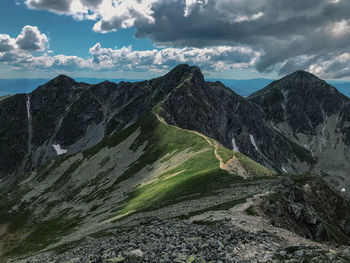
[89,43,260,71]
[0,32,260,73]
[22,0,350,78]
[308,52,350,79]
[0,34,16,52]
[330,19,350,37]
[26,0,158,32]
[0,25,48,54]
[16,25,48,51]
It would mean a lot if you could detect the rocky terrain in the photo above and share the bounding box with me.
[14,175,350,263]
[0,65,349,262]
[248,71,350,190]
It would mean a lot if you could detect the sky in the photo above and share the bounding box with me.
[0,0,350,80]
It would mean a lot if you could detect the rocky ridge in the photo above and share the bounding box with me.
[0,65,349,262]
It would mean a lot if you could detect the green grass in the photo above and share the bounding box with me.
[0,108,276,259]
[82,111,213,202]
[0,95,11,102]
[290,142,317,165]
[5,216,80,258]
[217,147,233,163]
[117,148,225,216]
[245,205,259,216]
[233,151,273,177]
[325,223,349,245]
[105,111,253,218]
[289,173,314,184]
[177,198,247,220]
[105,111,275,219]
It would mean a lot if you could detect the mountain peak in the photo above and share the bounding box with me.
[33,74,77,95]
[52,74,76,83]
[163,64,203,81]
[283,70,321,82]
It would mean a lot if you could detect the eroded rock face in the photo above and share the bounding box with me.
[248,71,349,135]
[159,67,316,172]
[0,94,28,179]
[248,70,350,189]
[0,65,349,192]
[0,65,209,182]
[263,176,350,244]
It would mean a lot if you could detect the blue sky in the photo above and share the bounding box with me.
[0,0,350,80]
[0,1,155,57]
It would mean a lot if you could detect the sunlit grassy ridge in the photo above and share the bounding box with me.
[111,111,273,218]
[0,110,275,259]
[109,112,235,218]
[232,151,274,177]
[217,146,273,177]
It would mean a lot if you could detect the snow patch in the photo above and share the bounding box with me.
[282,166,288,173]
[26,94,33,153]
[341,188,346,192]
[249,135,259,152]
[53,144,67,155]
[232,138,239,152]
[26,95,31,119]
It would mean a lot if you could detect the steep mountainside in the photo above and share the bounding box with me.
[0,65,210,182]
[0,65,350,262]
[0,109,273,260]
[248,70,350,190]
[159,66,316,173]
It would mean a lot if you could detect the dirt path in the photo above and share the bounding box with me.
[155,113,229,171]
[189,192,325,249]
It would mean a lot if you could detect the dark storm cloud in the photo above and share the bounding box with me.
[26,0,72,13]
[23,0,350,78]
[133,0,350,76]
[80,0,103,8]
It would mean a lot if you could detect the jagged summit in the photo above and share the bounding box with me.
[286,70,320,80]
[248,69,339,101]
[1,64,350,261]
[50,74,76,83]
[32,74,77,94]
[162,64,204,82]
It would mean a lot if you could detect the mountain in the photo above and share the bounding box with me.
[329,81,350,98]
[0,67,274,260]
[0,78,143,97]
[208,78,273,97]
[1,77,349,99]
[0,66,211,182]
[248,70,350,189]
[0,65,349,262]
[160,67,317,174]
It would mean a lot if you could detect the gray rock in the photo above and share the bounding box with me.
[125,249,144,263]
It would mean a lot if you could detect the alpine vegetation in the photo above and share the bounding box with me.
[0,65,349,262]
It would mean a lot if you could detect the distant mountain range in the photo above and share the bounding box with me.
[1,77,349,98]
[1,65,350,261]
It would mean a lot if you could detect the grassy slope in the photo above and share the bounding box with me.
[217,146,274,177]
[0,95,11,102]
[111,112,274,218]
[0,111,274,259]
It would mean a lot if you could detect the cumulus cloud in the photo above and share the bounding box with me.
[0,32,260,73]
[0,34,16,52]
[308,53,350,79]
[16,25,48,51]
[23,0,350,78]
[0,25,50,68]
[0,25,48,54]
[88,43,260,71]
